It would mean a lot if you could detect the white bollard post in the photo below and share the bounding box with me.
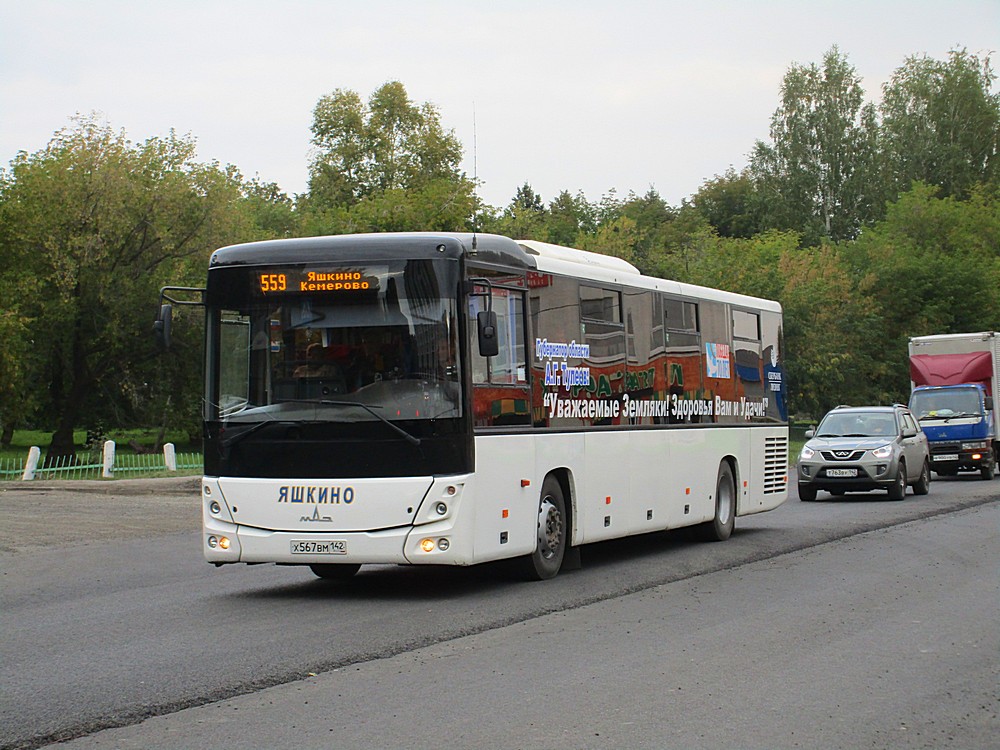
[164,442,177,471]
[103,440,116,478]
[22,446,41,481]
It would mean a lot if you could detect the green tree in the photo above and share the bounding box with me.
[690,168,763,239]
[750,46,882,243]
[880,48,1000,200]
[483,183,549,239]
[0,115,253,458]
[644,205,716,281]
[842,182,1000,397]
[304,81,475,232]
[578,214,641,265]
[545,190,596,246]
[776,243,887,416]
[240,176,299,238]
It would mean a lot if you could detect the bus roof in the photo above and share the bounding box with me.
[209,232,781,313]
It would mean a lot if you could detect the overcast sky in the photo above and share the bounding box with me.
[2,0,997,209]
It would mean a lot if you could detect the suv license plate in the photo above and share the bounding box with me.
[933,454,959,462]
[291,540,347,555]
[826,468,858,478]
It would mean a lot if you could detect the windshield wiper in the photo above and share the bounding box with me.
[220,419,289,450]
[921,412,980,422]
[282,399,422,447]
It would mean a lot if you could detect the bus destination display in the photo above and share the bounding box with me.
[258,269,379,294]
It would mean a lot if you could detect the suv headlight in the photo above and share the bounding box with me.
[871,444,893,459]
[962,441,988,450]
[800,445,815,460]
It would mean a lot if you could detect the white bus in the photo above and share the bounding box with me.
[160,232,788,580]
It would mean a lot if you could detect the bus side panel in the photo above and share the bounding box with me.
[626,429,673,533]
[469,433,538,563]
[669,427,755,524]
[629,427,723,531]
[577,431,633,543]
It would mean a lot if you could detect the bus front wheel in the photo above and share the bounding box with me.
[517,475,567,581]
[699,462,736,542]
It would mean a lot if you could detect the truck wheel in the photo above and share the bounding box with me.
[982,460,996,481]
[912,460,931,495]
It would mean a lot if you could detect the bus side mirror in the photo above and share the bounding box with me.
[154,303,173,350]
[477,310,499,357]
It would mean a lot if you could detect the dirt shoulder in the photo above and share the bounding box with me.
[0,476,202,554]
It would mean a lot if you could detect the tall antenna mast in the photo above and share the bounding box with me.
[471,102,478,253]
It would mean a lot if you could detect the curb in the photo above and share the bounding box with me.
[0,475,201,495]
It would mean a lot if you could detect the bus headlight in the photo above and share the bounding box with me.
[419,538,450,553]
[208,535,231,550]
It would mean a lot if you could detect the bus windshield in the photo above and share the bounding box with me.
[207,258,461,425]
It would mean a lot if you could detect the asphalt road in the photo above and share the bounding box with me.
[1,474,997,749]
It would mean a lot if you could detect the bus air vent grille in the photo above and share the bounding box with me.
[763,436,789,494]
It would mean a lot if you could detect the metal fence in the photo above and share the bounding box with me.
[0,449,202,481]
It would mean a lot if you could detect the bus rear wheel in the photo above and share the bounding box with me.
[699,462,736,541]
[310,563,361,581]
[517,475,567,581]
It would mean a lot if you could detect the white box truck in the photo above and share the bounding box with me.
[908,331,999,480]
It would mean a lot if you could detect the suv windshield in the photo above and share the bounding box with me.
[817,412,897,438]
[207,258,461,425]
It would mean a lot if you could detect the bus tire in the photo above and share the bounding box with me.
[517,475,567,581]
[700,462,736,541]
[309,563,361,581]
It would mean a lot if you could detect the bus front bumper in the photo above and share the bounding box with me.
[203,514,465,566]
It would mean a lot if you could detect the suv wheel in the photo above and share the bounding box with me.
[912,460,931,495]
[888,460,907,501]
